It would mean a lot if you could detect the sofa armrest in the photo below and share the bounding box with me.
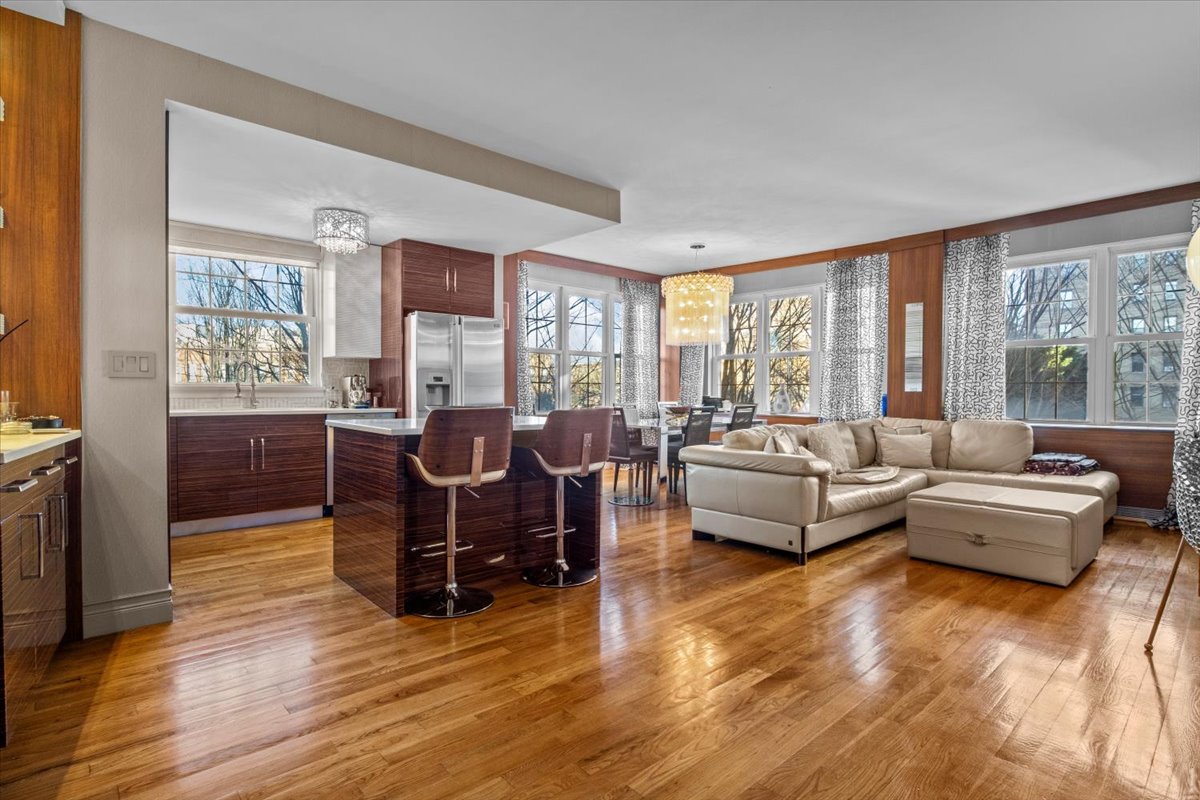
[680,444,833,477]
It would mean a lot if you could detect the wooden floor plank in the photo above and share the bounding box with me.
[1,476,1197,799]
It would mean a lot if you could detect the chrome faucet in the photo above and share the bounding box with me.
[233,361,258,408]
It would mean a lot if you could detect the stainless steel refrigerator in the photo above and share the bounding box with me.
[403,311,505,417]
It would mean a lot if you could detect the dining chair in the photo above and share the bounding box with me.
[607,407,658,506]
[667,408,714,498]
[728,404,757,431]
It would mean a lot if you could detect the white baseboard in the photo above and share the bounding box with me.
[83,588,174,638]
[169,505,325,536]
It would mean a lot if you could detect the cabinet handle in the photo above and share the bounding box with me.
[249,438,255,472]
[445,268,450,292]
[31,464,62,476]
[453,268,458,292]
[48,493,68,552]
[260,437,266,470]
[1,478,38,493]
[52,456,79,466]
[19,512,45,579]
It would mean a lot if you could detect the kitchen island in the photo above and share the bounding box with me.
[326,416,602,616]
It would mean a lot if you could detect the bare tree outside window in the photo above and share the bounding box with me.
[174,254,314,384]
[1113,247,1185,422]
[716,295,816,413]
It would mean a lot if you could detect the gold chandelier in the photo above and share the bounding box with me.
[661,244,733,346]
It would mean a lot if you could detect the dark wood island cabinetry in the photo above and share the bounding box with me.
[327,417,601,616]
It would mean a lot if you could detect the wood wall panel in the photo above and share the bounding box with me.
[0,9,81,427]
[1032,425,1173,511]
[369,243,404,410]
[886,243,944,419]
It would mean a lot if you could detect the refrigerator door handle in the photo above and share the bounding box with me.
[451,316,464,406]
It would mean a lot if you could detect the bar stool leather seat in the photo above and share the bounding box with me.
[404,407,514,618]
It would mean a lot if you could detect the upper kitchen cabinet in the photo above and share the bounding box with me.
[323,245,382,358]
[399,240,494,318]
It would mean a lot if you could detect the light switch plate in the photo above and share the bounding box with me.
[104,350,157,378]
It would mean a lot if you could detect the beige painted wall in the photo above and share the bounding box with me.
[79,18,619,636]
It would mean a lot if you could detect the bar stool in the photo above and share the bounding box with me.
[405,406,514,618]
[523,407,613,588]
[608,407,659,506]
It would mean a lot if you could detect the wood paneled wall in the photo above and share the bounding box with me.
[886,243,944,419]
[0,9,81,427]
[1033,425,1174,511]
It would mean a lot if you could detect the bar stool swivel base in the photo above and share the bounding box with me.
[523,560,597,588]
[406,584,494,618]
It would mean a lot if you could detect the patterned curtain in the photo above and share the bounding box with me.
[678,345,705,405]
[514,261,534,416]
[1153,200,1200,529]
[820,253,888,420]
[943,234,1009,421]
[620,278,660,419]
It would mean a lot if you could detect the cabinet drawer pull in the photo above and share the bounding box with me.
[52,456,79,466]
[260,437,266,470]
[19,512,45,579]
[1,478,38,493]
[249,438,255,472]
[31,464,62,476]
[48,493,68,552]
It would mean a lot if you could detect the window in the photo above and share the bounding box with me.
[523,281,621,413]
[714,289,821,414]
[612,299,624,402]
[1004,234,1188,427]
[1004,260,1090,421]
[172,252,318,385]
[1112,246,1185,423]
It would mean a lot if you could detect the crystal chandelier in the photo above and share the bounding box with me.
[313,208,369,254]
[661,244,734,346]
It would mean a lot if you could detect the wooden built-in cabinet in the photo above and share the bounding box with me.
[399,239,494,318]
[1,445,71,746]
[169,415,327,523]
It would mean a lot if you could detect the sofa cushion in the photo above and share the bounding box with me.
[825,469,928,518]
[880,417,952,468]
[878,433,934,469]
[808,424,851,472]
[842,418,880,468]
[948,419,1033,473]
[722,424,809,452]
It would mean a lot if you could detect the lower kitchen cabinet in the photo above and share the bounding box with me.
[169,415,328,523]
[1,444,69,746]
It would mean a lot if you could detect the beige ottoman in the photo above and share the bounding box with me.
[906,483,1103,587]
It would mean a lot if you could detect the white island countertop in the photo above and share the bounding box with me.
[170,407,397,417]
[0,429,82,464]
[326,415,548,437]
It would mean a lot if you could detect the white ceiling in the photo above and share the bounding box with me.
[166,103,613,254]
[75,0,1200,274]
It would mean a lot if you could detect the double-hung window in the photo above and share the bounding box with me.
[714,289,821,414]
[1004,259,1091,421]
[1004,234,1189,426]
[172,250,319,386]
[1111,244,1186,423]
[523,282,621,413]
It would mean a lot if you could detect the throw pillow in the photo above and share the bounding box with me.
[722,427,771,451]
[807,424,851,473]
[877,432,934,469]
[872,425,920,464]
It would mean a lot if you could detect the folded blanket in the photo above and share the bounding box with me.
[1023,458,1099,476]
[1028,452,1089,463]
[832,466,901,484]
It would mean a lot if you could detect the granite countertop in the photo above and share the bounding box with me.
[0,429,82,464]
[169,407,398,417]
[326,416,548,437]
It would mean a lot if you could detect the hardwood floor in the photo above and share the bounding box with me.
[1,478,1198,799]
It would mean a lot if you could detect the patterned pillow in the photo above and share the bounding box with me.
[807,424,851,473]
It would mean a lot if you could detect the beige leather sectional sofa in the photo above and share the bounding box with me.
[679,417,1119,564]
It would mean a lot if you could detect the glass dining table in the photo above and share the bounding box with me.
[626,412,765,483]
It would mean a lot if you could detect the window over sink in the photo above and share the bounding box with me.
[171,250,319,386]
